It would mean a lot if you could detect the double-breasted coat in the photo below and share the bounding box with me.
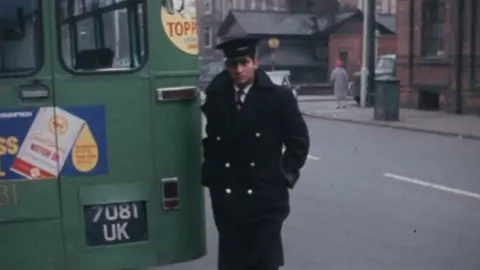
[201,68,310,270]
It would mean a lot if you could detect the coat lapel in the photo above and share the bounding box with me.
[206,69,274,143]
[230,85,259,141]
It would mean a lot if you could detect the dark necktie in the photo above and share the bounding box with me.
[236,88,244,110]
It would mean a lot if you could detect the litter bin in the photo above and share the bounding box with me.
[374,75,400,121]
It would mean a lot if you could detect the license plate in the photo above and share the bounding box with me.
[84,201,148,246]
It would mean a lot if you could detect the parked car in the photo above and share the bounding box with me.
[266,70,298,99]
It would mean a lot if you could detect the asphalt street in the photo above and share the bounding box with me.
[153,117,480,270]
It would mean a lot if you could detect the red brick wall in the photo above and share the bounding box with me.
[329,34,362,78]
[396,0,480,114]
[328,18,397,79]
[378,35,396,55]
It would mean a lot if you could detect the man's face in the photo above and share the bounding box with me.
[226,56,257,86]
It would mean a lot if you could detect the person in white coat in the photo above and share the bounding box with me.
[330,60,349,108]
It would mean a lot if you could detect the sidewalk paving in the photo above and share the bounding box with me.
[299,97,480,140]
[296,95,342,102]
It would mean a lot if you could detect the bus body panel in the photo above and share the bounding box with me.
[0,0,206,269]
[52,76,157,270]
[0,1,65,269]
[146,0,206,265]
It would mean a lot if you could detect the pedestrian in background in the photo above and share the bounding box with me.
[201,36,310,270]
[330,60,349,108]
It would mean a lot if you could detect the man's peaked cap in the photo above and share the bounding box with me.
[216,36,260,59]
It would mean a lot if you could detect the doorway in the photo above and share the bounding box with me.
[339,50,349,73]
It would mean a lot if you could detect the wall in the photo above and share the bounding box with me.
[327,17,396,78]
[378,35,396,55]
[197,0,223,64]
[396,0,480,114]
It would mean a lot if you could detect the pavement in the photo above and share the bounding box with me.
[151,117,480,270]
[298,96,480,140]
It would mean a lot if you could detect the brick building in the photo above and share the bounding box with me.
[197,0,288,63]
[326,11,396,77]
[396,0,480,115]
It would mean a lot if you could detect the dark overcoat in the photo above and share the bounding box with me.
[201,68,310,270]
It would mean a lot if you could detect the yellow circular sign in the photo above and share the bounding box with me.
[49,116,68,136]
[161,0,199,55]
[268,38,280,49]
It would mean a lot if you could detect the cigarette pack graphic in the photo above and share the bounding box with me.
[10,106,86,179]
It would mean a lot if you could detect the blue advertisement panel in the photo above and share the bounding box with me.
[0,105,108,180]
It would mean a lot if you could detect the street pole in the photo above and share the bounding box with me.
[360,0,369,107]
[271,51,276,71]
[366,0,376,106]
[375,29,380,64]
[114,9,120,61]
[268,37,279,71]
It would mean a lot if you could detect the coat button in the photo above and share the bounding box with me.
[250,162,255,167]
[225,162,230,168]
[216,136,221,141]
[255,132,261,138]
[225,188,231,194]
[247,189,252,195]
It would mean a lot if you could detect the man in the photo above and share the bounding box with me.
[201,36,310,270]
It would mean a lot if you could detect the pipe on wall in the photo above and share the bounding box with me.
[407,0,414,87]
[470,0,477,89]
[455,0,465,114]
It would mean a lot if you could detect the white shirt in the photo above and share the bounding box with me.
[234,83,252,103]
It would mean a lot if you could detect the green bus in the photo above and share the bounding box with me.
[0,0,206,269]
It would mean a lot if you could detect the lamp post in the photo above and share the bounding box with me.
[360,0,370,107]
[375,29,380,64]
[361,0,376,107]
[268,37,280,71]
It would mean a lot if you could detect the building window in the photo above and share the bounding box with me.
[203,26,212,48]
[421,0,446,57]
[205,0,212,14]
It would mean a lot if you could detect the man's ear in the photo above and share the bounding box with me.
[253,58,259,69]
[253,49,260,69]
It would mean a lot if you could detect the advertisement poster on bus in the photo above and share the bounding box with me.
[0,105,108,180]
[161,0,198,55]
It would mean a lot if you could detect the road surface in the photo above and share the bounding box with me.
[154,117,480,270]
